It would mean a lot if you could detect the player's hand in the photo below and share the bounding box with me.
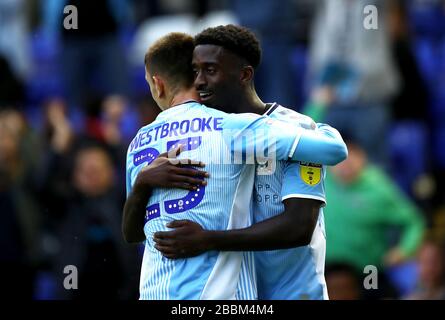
[134,146,209,192]
[153,220,209,259]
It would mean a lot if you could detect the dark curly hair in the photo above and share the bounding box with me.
[194,24,261,69]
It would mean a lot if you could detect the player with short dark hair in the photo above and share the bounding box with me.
[195,24,262,69]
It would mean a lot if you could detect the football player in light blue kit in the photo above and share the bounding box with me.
[123,32,346,300]
[152,25,345,300]
[255,103,329,299]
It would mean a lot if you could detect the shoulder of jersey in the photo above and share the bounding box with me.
[199,103,232,117]
[272,105,317,130]
[137,120,157,134]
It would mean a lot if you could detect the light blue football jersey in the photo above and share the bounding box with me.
[126,101,307,300]
[254,104,329,300]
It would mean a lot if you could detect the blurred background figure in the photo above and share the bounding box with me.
[0,55,25,108]
[130,0,237,97]
[231,0,315,109]
[42,0,132,109]
[325,263,363,300]
[405,239,445,300]
[323,137,425,298]
[308,0,400,168]
[0,0,32,81]
[50,143,140,300]
[0,108,43,300]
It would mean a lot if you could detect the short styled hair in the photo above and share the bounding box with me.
[144,32,195,90]
[194,24,261,69]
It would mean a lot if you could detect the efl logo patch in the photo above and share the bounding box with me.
[300,162,322,186]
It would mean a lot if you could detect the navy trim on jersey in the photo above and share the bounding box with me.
[264,102,278,116]
[171,100,200,107]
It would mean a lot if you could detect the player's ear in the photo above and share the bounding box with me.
[152,76,165,99]
[240,66,254,83]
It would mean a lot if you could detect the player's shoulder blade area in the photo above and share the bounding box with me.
[271,104,316,130]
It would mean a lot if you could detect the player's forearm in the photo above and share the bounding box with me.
[291,124,348,165]
[205,212,314,251]
[122,184,152,243]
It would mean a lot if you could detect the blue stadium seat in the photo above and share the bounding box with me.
[408,1,445,39]
[130,65,148,97]
[290,45,309,111]
[412,38,438,87]
[120,103,141,142]
[33,271,57,300]
[389,121,428,197]
[26,30,65,104]
[430,87,445,120]
[385,260,419,297]
[433,125,445,169]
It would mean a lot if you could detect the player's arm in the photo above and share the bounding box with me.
[123,182,152,243]
[122,148,208,243]
[154,161,326,258]
[225,114,347,166]
[153,198,321,258]
[292,123,348,165]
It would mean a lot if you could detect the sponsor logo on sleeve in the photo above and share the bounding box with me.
[299,162,322,186]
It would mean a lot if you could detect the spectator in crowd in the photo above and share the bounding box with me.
[231,0,314,108]
[50,143,140,299]
[386,0,432,207]
[325,263,363,300]
[405,239,445,300]
[0,108,43,299]
[81,94,130,188]
[388,0,429,122]
[304,0,435,213]
[322,136,425,298]
[0,0,32,80]
[35,96,140,299]
[308,0,400,167]
[406,0,445,210]
[42,0,132,108]
[37,98,75,240]
[324,137,425,270]
[0,55,24,108]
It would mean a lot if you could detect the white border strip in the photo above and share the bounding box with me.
[288,130,302,159]
[282,193,326,206]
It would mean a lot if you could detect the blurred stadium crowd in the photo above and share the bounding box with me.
[1,0,445,300]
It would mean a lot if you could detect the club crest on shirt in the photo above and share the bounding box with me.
[299,162,322,186]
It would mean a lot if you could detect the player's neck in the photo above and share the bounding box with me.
[168,87,200,109]
[236,90,267,115]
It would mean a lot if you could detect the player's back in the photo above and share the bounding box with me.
[253,104,328,300]
[126,101,257,300]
